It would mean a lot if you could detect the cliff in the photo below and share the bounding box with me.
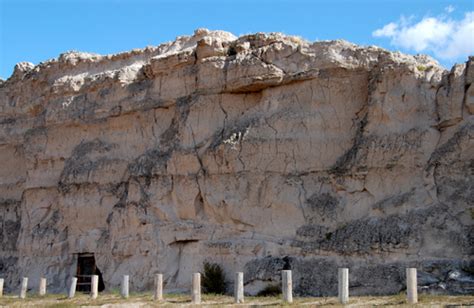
[0,28,473,295]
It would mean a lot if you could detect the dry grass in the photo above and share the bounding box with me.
[0,292,473,307]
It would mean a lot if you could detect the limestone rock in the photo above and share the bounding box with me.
[0,29,472,296]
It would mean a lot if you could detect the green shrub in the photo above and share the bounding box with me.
[201,262,227,294]
[257,284,281,296]
[417,65,427,71]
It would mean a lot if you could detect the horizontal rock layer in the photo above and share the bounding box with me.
[0,28,473,295]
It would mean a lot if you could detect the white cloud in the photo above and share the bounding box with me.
[372,11,474,60]
[373,22,398,37]
[445,5,455,13]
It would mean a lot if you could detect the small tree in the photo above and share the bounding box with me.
[202,261,227,294]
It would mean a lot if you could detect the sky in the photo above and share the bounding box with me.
[0,0,473,79]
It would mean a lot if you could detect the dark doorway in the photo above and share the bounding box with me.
[76,253,105,292]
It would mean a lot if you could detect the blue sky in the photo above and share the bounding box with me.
[1,0,473,79]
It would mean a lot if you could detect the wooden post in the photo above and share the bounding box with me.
[338,268,349,304]
[90,275,98,299]
[19,277,28,299]
[68,277,77,298]
[121,275,129,299]
[154,274,163,301]
[0,278,4,297]
[406,268,418,304]
[282,270,293,303]
[234,272,244,303]
[192,273,201,304]
[39,277,47,296]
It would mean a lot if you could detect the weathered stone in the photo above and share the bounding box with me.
[0,29,472,296]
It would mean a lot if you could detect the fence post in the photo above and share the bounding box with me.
[192,273,201,304]
[406,268,418,304]
[121,275,129,299]
[154,274,163,301]
[282,270,293,303]
[338,268,349,304]
[0,278,4,297]
[234,272,244,303]
[68,277,77,298]
[39,277,47,296]
[19,277,28,299]
[90,275,98,299]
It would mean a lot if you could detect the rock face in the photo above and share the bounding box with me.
[0,29,473,295]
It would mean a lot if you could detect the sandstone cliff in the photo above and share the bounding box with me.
[0,29,473,295]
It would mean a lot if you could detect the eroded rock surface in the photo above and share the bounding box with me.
[0,29,472,295]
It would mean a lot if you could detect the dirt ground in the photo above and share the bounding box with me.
[0,292,473,307]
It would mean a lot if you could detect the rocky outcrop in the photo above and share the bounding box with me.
[0,29,472,295]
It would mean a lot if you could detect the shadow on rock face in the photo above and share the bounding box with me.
[242,257,474,296]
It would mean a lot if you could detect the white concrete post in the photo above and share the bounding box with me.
[121,275,129,299]
[282,270,293,303]
[39,277,47,296]
[154,274,163,301]
[406,268,418,304]
[19,277,28,299]
[90,275,99,299]
[192,273,201,304]
[338,268,349,304]
[234,272,244,303]
[68,277,77,298]
[0,278,4,297]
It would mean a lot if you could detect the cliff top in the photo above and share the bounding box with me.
[3,28,446,86]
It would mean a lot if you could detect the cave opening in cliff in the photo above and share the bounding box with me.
[76,253,105,292]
